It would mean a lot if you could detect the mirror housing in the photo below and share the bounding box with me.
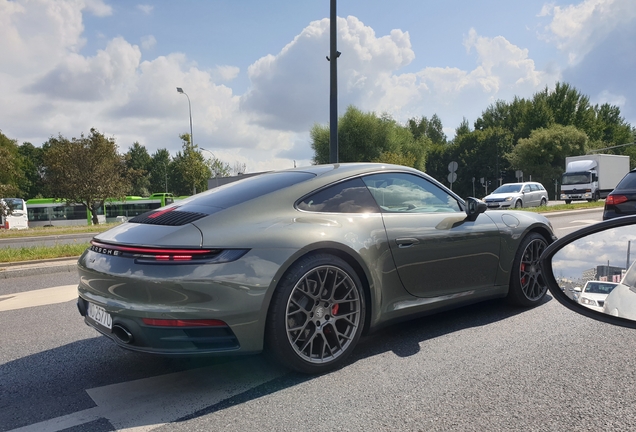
[539,214,636,329]
[465,197,487,221]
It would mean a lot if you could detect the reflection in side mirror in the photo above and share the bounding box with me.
[540,215,636,329]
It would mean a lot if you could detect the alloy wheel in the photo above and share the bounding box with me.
[285,265,361,364]
[518,238,548,300]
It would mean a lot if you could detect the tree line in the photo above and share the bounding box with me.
[0,128,237,223]
[2,81,634,219]
[312,82,635,199]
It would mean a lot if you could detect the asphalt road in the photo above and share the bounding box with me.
[5,208,634,432]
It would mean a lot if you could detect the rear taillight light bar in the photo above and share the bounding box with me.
[89,241,248,264]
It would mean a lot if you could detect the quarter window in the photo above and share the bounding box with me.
[297,178,381,213]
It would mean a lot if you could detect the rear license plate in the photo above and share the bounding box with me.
[87,302,112,330]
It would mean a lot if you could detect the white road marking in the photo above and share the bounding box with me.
[0,285,77,312]
[10,357,285,432]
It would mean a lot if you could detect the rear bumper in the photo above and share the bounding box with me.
[77,296,243,355]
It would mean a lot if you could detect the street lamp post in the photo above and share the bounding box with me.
[201,147,219,188]
[176,87,193,148]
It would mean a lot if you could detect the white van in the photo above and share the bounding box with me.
[1,198,29,230]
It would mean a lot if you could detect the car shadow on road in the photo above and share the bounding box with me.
[166,295,553,427]
[1,295,552,431]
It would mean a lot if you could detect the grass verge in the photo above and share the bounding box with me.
[513,201,605,213]
[0,223,119,239]
[0,242,89,264]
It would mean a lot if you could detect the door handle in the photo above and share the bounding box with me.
[396,238,419,248]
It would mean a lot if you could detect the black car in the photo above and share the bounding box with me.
[603,168,636,220]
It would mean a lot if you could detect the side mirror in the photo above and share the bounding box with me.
[539,215,636,329]
[465,197,487,221]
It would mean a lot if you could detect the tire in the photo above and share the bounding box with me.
[564,200,572,205]
[539,198,547,207]
[507,232,549,307]
[265,253,365,374]
[514,200,523,208]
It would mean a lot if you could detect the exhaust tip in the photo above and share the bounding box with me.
[112,324,134,344]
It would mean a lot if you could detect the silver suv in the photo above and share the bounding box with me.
[483,182,548,209]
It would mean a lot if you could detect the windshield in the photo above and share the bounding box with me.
[562,173,591,185]
[492,184,522,194]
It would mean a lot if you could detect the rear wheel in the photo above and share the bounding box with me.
[507,232,549,307]
[266,254,365,374]
[540,198,547,207]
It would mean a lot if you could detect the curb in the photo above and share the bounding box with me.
[539,207,603,219]
[0,257,79,279]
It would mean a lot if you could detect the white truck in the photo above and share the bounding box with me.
[560,154,630,204]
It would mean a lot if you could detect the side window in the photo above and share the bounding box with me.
[297,178,381,213]
[530,184,539,192]
[523,185,531,193]
[362,173,462,213]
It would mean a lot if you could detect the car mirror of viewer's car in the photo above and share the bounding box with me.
[539,215,636,329]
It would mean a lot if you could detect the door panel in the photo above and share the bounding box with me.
[382,212,501,298]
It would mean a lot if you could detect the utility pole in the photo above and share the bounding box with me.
[328,0,339,163]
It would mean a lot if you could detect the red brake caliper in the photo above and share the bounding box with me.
[520,263,526,285]
[332,303,339,316]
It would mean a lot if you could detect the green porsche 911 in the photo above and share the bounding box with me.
[77,163,555,374]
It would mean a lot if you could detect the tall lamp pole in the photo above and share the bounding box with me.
[176,87,193,148]
[328,0,339,163]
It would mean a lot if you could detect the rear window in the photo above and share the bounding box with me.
[615,172,636,190]
[182,171,315,210]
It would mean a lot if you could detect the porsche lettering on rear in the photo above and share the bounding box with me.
[90,245,122,256]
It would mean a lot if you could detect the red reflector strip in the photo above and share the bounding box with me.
[142,318,227,327]
[147,207,178,219]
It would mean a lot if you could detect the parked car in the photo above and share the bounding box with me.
[575,281,619,312]
[603,168,636,220]
[483,182,549,209]
[76,163,555,374]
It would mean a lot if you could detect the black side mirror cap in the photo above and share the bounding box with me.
[465,197,487,221]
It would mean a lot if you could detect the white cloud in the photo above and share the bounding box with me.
[540,0,636,64]
[137,4,153,15]
[595,90,626,107]
[140,35,156,50]
[212,65,240,82]
[1,2,564,173]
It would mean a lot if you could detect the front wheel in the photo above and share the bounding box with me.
[266,253,365,374]
[507,232,549,307]
[514,200,523,208]
[564,200,572,205]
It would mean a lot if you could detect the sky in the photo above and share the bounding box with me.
[552,225,636,281]
[1,0,635,173]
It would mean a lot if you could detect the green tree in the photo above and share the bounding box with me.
[125,142,152,196]
[0,131,25,198]
[311,106,426,170]
[42,128,130,224]
[407,114,447,144]
[171,133,210,195]
[17,142,44,199]
[452,127,514,198]
[149,149,172,194]
[507,125,588,195]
